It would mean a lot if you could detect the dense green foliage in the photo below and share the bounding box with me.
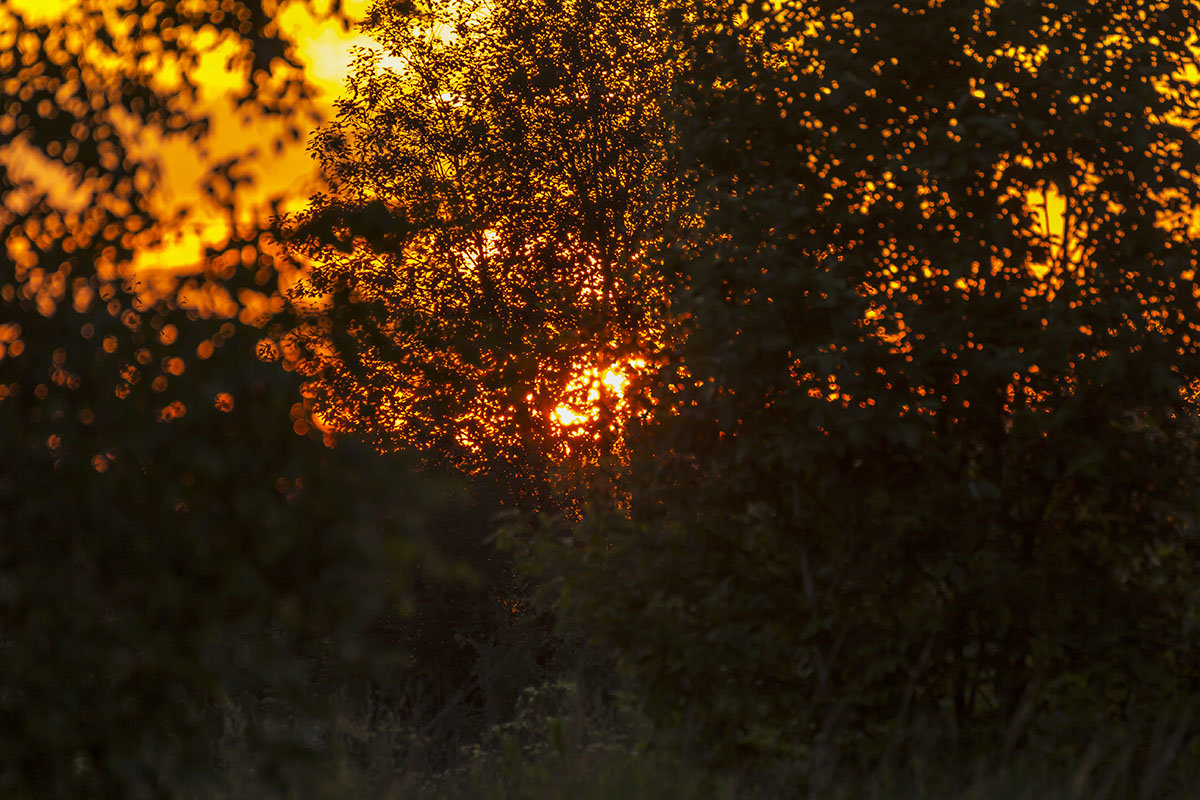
[536,0,1200,762]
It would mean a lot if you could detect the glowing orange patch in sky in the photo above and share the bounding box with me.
[7,0,381,273]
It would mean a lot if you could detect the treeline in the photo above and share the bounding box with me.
[5,0,1200,797]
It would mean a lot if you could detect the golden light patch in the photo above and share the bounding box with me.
[551,358,647,437]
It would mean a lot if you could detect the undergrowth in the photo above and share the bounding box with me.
[199,672,1200,800]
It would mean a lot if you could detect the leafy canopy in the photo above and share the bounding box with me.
[534,0,1200,758]
[279,0,679,501]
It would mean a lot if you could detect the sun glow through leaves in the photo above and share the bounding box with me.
[551,358,647,435]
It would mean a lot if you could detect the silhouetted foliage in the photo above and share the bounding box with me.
[526,0,1200,763]
[278,0,679,504]
[267,1,681,749]
[26,0,1198,790]
[0,2,455,796]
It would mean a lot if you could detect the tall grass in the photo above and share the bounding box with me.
[197,671,1200,800]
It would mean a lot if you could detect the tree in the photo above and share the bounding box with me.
[278,0,679,505]
[0,3,451,795]
[536,0,1200,761]
[1,1,336,486]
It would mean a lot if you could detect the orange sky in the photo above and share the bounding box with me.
[9,0,383,273]
[146,0,381,273]
[8,2,1177,286]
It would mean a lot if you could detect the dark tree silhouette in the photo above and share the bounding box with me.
[536,0,1200,759]
[278,0,680,504]
[0,3,450,796]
